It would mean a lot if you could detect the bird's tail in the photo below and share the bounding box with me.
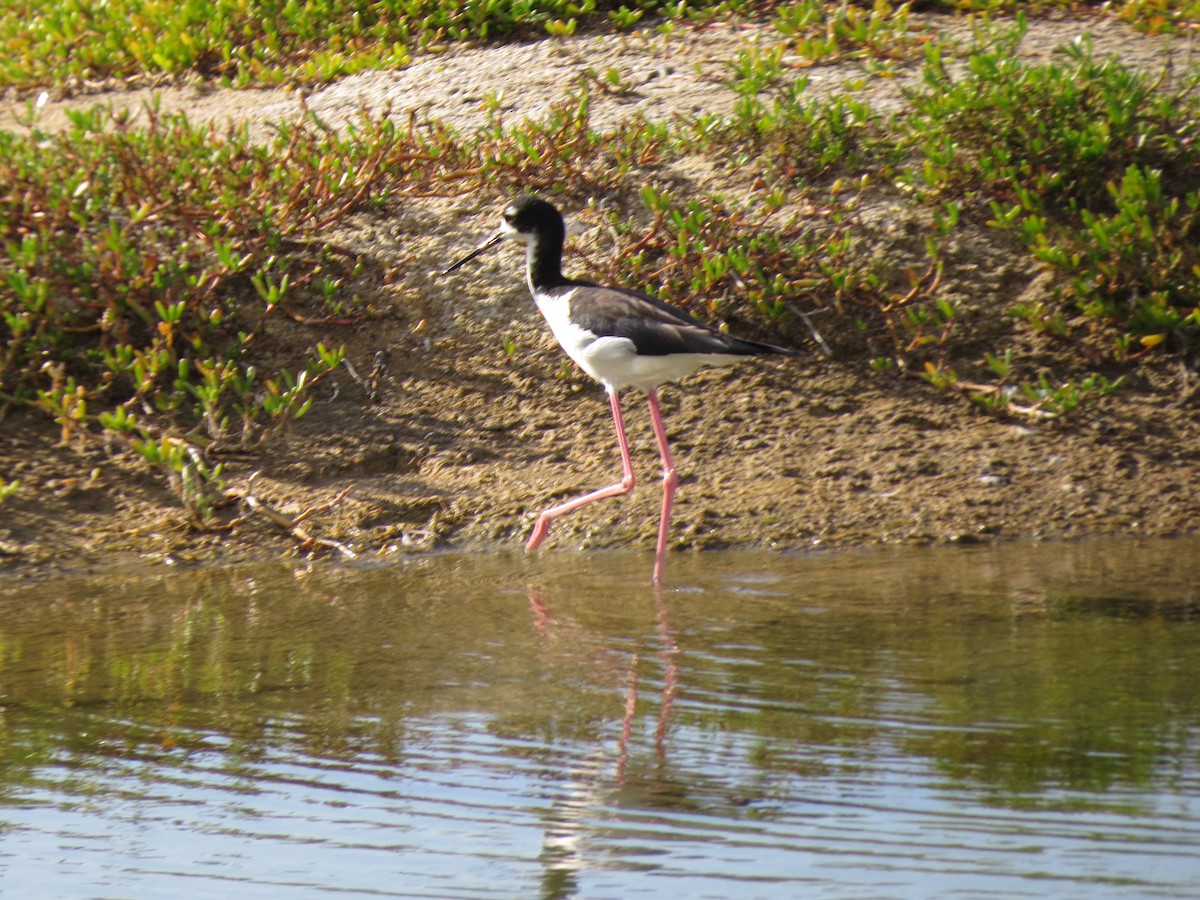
[726,335,798,357]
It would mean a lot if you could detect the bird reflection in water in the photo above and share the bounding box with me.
[528,588,680,900]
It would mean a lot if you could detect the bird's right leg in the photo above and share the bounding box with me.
[526,388,636,553]
[645,388,677,586]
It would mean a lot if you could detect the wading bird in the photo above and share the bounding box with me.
[444,196,794,584]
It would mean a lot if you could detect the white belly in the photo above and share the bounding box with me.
[534,289,736,392]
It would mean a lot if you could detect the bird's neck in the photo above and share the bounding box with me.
[525,233,567,292]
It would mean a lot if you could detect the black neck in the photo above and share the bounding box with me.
[526,227,568,290]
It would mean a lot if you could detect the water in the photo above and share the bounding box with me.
[0,538,1197,898]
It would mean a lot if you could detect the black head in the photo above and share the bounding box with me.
[442,195,565,275]
[497,195,565,243]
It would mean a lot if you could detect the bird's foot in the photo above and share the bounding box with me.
[525,517,551,553]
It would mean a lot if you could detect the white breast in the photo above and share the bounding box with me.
[533,288,735,392]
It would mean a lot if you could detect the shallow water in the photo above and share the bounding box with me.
[0,538,1198,898]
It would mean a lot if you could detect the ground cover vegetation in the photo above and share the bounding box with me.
[4,0,1197,89]
[1,0,1198,541]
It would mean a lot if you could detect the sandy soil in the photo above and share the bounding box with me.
[3,13,1200,575]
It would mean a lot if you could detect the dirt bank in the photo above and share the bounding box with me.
[3,14,1199,575]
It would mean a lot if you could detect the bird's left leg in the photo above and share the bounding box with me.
[526,388,636,553]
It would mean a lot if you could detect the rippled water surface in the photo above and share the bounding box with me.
[1,539,1198,898]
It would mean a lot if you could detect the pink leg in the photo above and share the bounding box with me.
[646,389,678,585]
[526,388,636,553]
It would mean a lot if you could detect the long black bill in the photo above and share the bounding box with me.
[442,232,505,275]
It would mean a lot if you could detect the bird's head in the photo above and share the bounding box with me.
[442,195,566,275]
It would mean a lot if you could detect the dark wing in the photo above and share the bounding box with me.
[567,282,795,358]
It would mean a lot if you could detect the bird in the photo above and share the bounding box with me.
[443,195,795,584]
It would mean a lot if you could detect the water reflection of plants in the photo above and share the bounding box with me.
[0,556,1195,809]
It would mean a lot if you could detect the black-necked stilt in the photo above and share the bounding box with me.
[444,195,795,584]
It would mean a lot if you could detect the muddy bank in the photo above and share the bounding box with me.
[2,14,1199,575]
